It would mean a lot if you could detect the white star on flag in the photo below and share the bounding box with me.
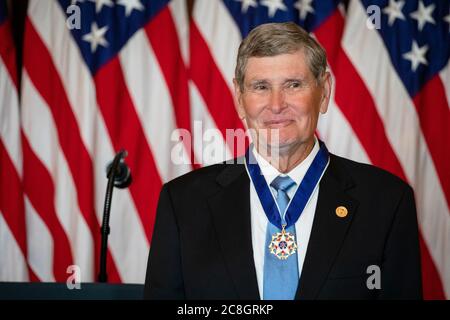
[402,40,428,72]
[88,0,114,13]
[410,0,435,31]
[118,0,144,17]
[235,0,257,14]
[444,13,450,32]
[382,0,405,26]
[261,0,287,18]
[294,0,314,20]
[82,22,109,53]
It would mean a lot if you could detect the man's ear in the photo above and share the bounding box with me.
[233,78,246,120]
[319,71,332,114]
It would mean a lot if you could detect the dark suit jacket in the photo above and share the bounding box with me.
[144,153,422,300]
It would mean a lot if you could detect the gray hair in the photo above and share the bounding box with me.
[235,22,327,90]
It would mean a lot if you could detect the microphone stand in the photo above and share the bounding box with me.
[98,149,131,282]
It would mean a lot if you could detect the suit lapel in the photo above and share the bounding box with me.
[296,155,359,299]
[207,163,260,300]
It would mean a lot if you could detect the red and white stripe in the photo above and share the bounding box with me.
[190,0,244,160]
[8,0,193,283]
[0,9,29,282]
[341,0,449,298]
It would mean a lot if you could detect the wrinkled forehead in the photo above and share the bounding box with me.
[244,51,313,82]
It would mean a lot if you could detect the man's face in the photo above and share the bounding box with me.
[234,50,331,154]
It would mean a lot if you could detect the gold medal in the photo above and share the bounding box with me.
[268,225,298,260]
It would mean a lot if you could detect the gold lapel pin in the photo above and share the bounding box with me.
[335,206,348,218]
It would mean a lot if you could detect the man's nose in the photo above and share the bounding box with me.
[268,88,285,113]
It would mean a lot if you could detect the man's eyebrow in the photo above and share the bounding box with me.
[284,77,306,82]
[248,79,269,84]
[246,77,308,85]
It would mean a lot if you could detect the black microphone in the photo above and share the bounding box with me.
[106,150,132,188]
[98,149,132,282]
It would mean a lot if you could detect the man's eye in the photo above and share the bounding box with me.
[288,82,301,89]
[254,84,268,90]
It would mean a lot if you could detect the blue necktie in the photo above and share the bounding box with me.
[263,175,299,300]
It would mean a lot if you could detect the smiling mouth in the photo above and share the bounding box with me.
[263,119,293,128]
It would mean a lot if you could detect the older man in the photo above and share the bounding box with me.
[144,22,422,300]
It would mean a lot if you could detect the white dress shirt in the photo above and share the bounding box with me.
[245,138,328,298]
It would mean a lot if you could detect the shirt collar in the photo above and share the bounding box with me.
[251,137,320,187]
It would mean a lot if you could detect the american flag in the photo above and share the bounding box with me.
[0,0,449,299]
[0,0,28,282]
